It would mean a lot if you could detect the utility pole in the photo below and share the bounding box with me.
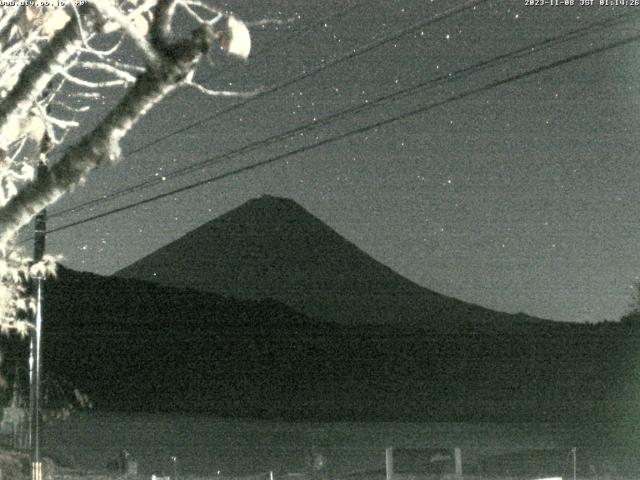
[30,154,49,480]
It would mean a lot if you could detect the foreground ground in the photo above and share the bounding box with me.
[1,449,638,480]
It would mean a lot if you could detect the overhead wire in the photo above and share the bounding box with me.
[47,9,640,221]
[34,28,640,239]
[110,0,487,159]
[48,0,486,219]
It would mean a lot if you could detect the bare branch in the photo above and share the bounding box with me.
[185,81,261,98]
[245,18,295,27]
[76,61,138,83]
[55,68,129,89]
[180,1,223,25]
[79,32,126,57]
[0,1,254,333]
[52,102,90,114]
[100,58,146,74]
[0,9,24,51]
[7,137,27,164]
[150,0,178,52]
[40,114,79,131]
[66,92,101,99]
[128,0,159,19]
[0,24,216,243]
[0,4,101,148]
[92,1,160,67]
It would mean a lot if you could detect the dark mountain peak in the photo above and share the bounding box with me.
[248,194,300,208]
[233,194,308,214]
[214,195,326,231]
[116,195,555,328]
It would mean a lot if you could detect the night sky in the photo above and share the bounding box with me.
[31,0,640,324]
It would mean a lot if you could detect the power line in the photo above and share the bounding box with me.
[49,0,486,219]
[38,31,640,239]
[48,9,640,220]
[119,0,486,158]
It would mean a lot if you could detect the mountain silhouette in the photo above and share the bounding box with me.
[0,265,630,425]
[116,195,550,328]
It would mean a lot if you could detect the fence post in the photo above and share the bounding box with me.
[454,447,462,479]
[385,447,393,480]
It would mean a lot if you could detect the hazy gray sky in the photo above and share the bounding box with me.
[36,0,640,323]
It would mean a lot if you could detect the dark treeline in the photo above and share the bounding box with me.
[1,266,638,447]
